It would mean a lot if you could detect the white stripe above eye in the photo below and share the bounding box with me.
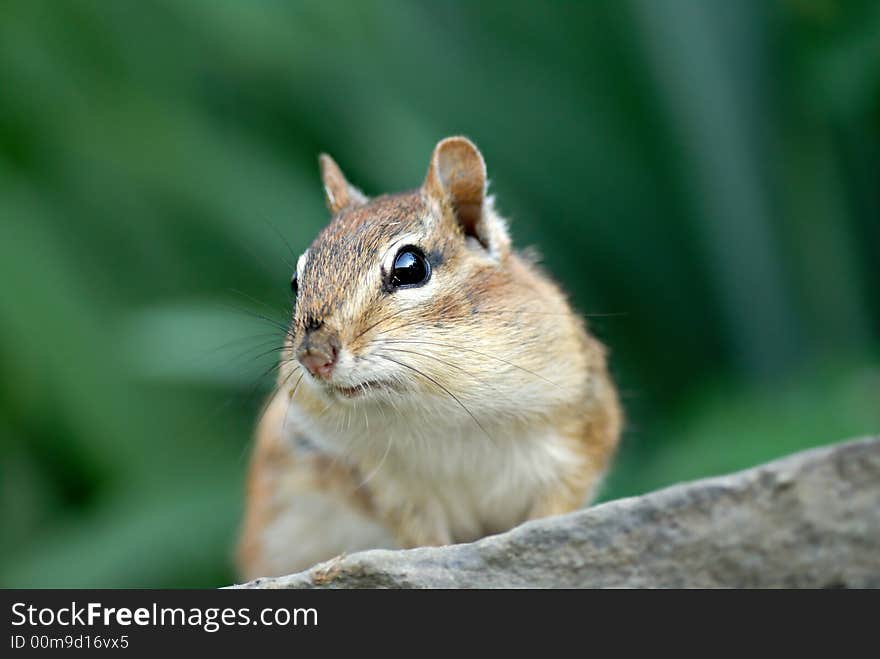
[296,250,310,277]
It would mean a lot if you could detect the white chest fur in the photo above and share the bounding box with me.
[284,399,585,543]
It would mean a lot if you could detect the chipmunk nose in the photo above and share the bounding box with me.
[296,328,340,380]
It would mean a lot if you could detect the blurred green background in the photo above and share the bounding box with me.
[1,0,878,587]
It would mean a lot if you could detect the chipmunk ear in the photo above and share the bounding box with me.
[424,136,509,257]
[319,153,367,214]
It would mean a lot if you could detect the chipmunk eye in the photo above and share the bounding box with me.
[390,247,431,289]
[290,272,299,297]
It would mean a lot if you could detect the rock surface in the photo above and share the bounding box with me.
[234,437,880,588]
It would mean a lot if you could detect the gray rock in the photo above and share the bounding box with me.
[233,436,880,588]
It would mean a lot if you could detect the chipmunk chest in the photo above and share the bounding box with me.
[384,427,580,541]
[291,404,584,541]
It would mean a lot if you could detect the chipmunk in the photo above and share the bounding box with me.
[237,136,622,581]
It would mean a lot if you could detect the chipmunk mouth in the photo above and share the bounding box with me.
[325,380,394,399]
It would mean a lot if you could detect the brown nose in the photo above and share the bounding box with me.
[296,330,340,380]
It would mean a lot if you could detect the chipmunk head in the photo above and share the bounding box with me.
[286,136,523,407]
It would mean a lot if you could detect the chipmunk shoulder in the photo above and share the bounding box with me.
[237,136,622,581]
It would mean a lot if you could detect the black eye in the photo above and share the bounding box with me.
[390,247,431,289]
[290,272,299,297]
